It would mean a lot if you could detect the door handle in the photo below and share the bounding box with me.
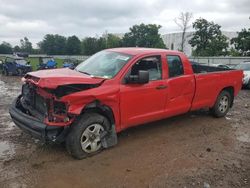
[156,85,167,90]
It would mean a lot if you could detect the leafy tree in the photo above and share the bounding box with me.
[231,28,250,56]
[228,47,241,56]
[97,37,107,51]
[0,42,12,54]
[81,34,123,55]
[174,12,193,52]
[106,34,122,48]
[66,35,81,55]
[13,45,21,52]
[20,37,33,53]
[123,23,166,48]
[189,18,229,56]
[38,34,67,55]
[81,37,100,55]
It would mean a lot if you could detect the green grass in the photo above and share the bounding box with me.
[0,56,65,71]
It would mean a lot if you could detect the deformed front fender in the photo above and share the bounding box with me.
[60,85,120,148]
[60,85,120,124]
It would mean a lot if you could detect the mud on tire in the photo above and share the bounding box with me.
[66,112,110,159]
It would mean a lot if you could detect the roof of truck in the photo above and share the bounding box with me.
[6,56,25,60]
[107,47,180,56]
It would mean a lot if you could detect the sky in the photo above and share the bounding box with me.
[0,0,249,47]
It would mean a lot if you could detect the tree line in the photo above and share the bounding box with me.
[0,19,249,56]
[0,24,165,56]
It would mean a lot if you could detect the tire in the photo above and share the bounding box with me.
[16,69,23,76]
[2,68,8,76]
[247,81,250,90]
[66,112,110,159]
[210,90,232,118]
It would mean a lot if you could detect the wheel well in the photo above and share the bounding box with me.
[222,86,234,107]
[81,100,118,148]
[81,100,115,126]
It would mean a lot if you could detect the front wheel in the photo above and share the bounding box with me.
[16,69,23,76]
[2,68,8,76]
[210,90,232,118]
[66,113,110,159]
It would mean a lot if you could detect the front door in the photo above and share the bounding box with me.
[120,55,167,129]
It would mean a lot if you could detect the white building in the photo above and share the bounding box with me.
[161,31,237,57]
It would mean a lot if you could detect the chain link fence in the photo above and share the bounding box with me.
[189,56,250,67]
[1,54,250,67]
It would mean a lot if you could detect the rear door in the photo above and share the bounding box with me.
[120,55,167,128]
[165,55,195,116]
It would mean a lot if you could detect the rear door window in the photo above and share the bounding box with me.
[166,55,184,78]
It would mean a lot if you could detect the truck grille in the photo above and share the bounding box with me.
[34,93,47,115]
[22,84,47,117]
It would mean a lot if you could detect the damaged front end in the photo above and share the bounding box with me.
[9,78,101,143]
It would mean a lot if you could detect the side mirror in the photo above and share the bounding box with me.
[126,70,149,84]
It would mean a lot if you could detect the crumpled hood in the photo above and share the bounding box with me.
[24,68,105,89]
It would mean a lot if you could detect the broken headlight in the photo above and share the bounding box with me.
[53,101,67,115]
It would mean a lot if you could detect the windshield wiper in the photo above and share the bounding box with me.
[77,70,91,75]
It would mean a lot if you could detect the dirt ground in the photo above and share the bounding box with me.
[0,75,249,188]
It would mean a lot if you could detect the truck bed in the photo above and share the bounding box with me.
[191,63,232,74]
[190,63,243,111]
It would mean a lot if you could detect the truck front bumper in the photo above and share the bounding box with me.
[9,97,70,143]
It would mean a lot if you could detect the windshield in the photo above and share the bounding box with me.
[235,63,250,71]
[16,59,27,65]
[75,51,132,79]
[42,58,54,64]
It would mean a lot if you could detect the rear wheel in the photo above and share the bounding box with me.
[210,90,232,117]
[66,113,110,159]
[247,81,250,89]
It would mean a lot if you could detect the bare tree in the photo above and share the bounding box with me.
[174,12,193,52]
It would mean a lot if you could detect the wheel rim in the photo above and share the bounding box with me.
[80,124,104,153]
[218,95,229,113]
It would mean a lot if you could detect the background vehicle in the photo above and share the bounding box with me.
[0,60,3,71]
[1,56,32,76]
[9,48,243,159]
[63,58,80,69]
[37,56,57,70]
[234,61,250,89]
[211,63,230,69]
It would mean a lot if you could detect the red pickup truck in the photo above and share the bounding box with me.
[9,48,243,159]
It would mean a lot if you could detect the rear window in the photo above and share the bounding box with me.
[166,55,184,78]
[16,59,27,65]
